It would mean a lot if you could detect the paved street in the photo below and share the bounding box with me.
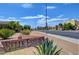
[41,30,79,39]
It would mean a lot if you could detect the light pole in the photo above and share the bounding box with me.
[45,3,48,30]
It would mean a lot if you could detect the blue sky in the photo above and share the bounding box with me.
[0,3,79,28]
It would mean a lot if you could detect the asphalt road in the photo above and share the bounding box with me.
[41,30,79,39]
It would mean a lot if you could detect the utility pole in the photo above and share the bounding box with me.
[45,3,48,30]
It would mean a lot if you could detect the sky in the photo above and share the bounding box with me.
[0,3,79,28]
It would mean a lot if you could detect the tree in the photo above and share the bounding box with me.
[58,23,64,30]
[8,21,22,32]
[23,25,31,30]
[63,23,76,30]
[63,23,69,30]
[59,23,63,27]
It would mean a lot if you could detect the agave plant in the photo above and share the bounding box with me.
[34,38,62,55]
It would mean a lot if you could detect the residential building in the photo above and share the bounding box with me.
[0,21,10,29]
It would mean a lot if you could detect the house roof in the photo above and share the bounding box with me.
[0,21,10,24]
[75,20,79,25]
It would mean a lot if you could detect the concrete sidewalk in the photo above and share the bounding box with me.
[4,47,36,55]
[44,33,79,45]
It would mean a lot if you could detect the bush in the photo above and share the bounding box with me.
[34,38,62,55]
[21,29,30,35]
[0,29,15,39]
[23,25,31,30]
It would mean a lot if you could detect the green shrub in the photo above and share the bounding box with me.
[0,29,15,39]
[34,38,62,55]
[21,29,30,35]
[23,25,31,30]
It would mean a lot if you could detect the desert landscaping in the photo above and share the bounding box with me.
[0,31,78,55]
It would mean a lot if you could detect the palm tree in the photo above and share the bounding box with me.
[58,23,64,30]
[34,38,62,55]
[59,23,63,27]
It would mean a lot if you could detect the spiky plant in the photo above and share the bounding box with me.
[34,38,62,55]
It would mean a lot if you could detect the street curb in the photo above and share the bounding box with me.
[39,32,79,45]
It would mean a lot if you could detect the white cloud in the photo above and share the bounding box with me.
[8,17,16,20]
[21,3,32,8]
[20,14,49,26]
[37,14,67,26]
[0,17,20,21]
[48,18,68,22]
[47,6,56,9]
[37,17,68,26]
[20,15,49,19]
[37,17,46,26]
